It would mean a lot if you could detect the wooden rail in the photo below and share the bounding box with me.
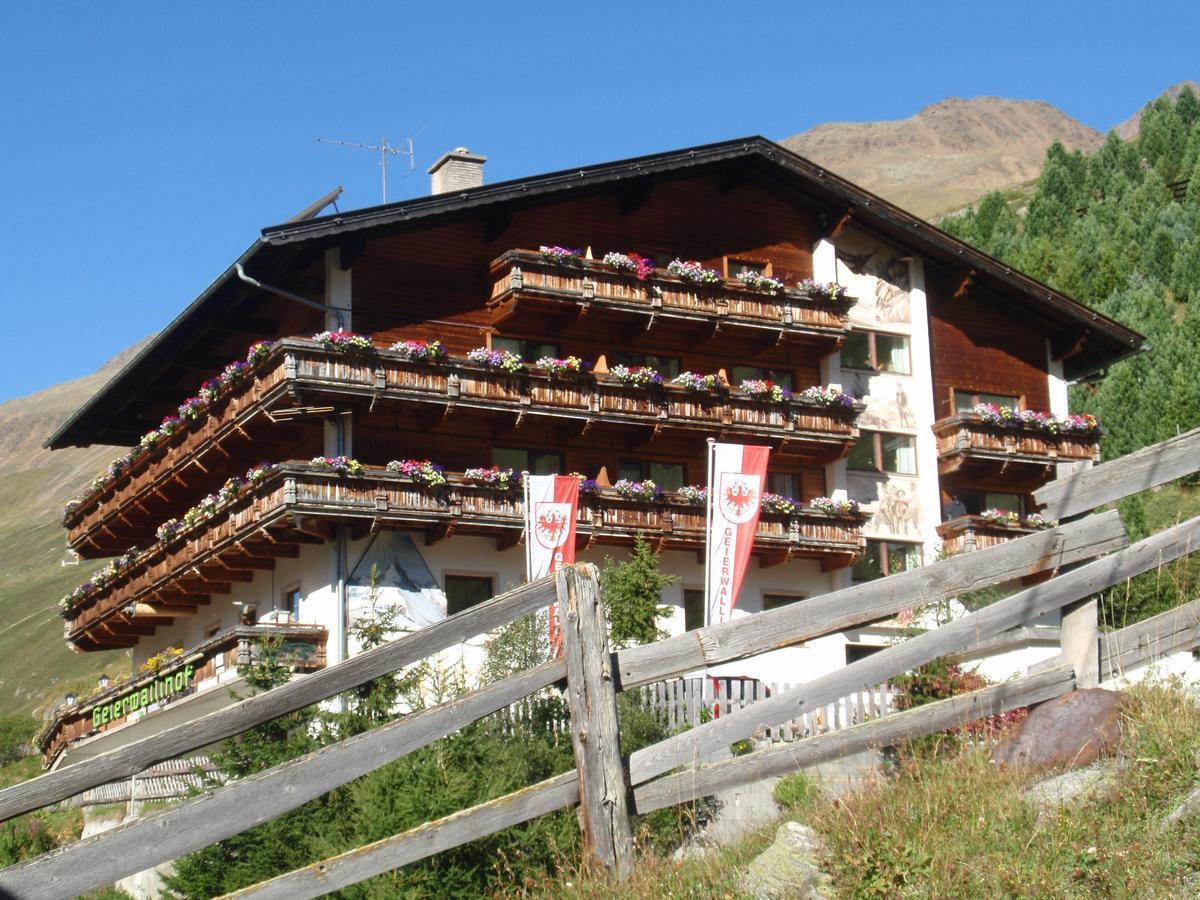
[488,249,851,340]
[63,463,866,645]
[7,430,1200,898]
[67,339,861,554]
[936,514,1038,556]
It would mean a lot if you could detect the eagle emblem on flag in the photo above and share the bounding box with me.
[533,502,573,550]
[718,473,761,524]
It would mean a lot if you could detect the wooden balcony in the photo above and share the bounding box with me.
[934,414,1100,487]
[63,463,865,649]
[39,623,326,766]
[936,515,1037,556]
[64,339,861,556]
[488,250,852,348]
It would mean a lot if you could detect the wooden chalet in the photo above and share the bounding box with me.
[39,137,1142,767]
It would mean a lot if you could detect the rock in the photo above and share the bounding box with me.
[991,688,1125,770]
[1158,784,1200,832]
[740,821,832,899]
[1022,761,1118,813]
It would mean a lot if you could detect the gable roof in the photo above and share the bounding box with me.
[48,136,1144,449]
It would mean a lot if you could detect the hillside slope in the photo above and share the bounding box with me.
[781,97,1104,218]
[0,344,148,717]
[1114,79,1200,139]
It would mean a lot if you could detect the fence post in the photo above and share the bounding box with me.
[558,565,635,881]
[1061,597,1099,689]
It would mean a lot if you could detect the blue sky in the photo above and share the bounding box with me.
[1,1,1196,407]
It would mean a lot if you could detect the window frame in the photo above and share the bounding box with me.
[847,430,919,476]
[723,256,773,279]
[617,459,686,490]
[489,335,562,361]
[730,364,795,391]
[952,388,1022,414]
[851,539,923,583]
[281,584,301,621]
[682,588,705,632]
[492,447,565,476]
[841,330,912,375]
[442,572,496,617]
[762,592,805,612]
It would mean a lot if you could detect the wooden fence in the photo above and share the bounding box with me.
[1,428,1199,899]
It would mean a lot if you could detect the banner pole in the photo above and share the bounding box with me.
[703,438,716,630]
[522,469,532,583]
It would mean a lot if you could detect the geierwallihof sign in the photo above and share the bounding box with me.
[92,664,196,728]
[524,474,580,653]
[705,442,770,626]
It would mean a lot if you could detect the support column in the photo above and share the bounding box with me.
[904,257,944,565]
[1061,597,1099,689]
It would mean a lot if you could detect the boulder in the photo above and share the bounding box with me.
[991,688,1125,770]
[740,821,832,899]
[1022,761,1118,813]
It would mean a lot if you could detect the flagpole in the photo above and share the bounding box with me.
[521,469,532,583]
[703,438,716,630]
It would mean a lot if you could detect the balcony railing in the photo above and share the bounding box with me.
[936,515,1038,556]
[62,464,865,647]
[64,339,861,555]
[488,250,852,341]
[933,414,1100,477]
[39,623,327,766]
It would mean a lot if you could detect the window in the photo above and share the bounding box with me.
[731,364,794,391]
[491,336,561,360]
[444,574,494,616]
[611,351,680,378]
[946,490,1025,519]
[762,593,804,612]
[493,448,564,475]
[847,431,918,475]
[725,257,769,279]
[767,472,799,497]
[683,589,705,632]
[852,540,922,582]
[841,332,911,375]
[953,390,1019,414]
[618,460,685,491]
[845,644,884,664]
[282,586,301,620]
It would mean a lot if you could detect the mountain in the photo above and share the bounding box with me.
[1114,80,1200,139]
[780,97,1105,218]
[0,345,148,718]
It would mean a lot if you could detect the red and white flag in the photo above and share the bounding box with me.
[524,475,580,654]
[706,443,770,626]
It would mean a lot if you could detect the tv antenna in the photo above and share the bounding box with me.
[317,129,425,203]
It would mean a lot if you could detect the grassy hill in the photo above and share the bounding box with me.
[0,344,149,719]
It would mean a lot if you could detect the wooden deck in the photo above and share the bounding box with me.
[62,463,865,648]
[934,413,1099,484]
[936,514,1037,556]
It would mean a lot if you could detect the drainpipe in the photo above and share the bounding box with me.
[336,412,349,667]
[234,264,350,331]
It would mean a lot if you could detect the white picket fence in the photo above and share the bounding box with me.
[639,676,898,742]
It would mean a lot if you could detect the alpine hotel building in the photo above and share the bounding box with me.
[40,138,1143,767]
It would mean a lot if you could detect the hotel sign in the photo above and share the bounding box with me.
[92,664,195,728]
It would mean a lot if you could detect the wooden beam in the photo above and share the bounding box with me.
[819,206,854,240]
[0,660,566,898]
[0,575,564,823]
[952,268,976,300]
[1034,427,1200,519]
[559,566,634,879]
[1099,596,1200,681]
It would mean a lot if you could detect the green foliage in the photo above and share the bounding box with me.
[599,534,676,649]
[772,770,818,813]
[0,714,36,766]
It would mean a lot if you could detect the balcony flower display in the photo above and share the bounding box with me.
[735,270,785,294]
[535,355,586,379]
[602,251,655,281]
[463,466,520,490]
[671,371,726,392]
[314,330,374,354]
[390,339,448,363]
[246,339,276,365]
[386,458,447,487]
[740,379,792,403]
[676,485,708,505]
[796,279,845,301]
[809,496,862,518]
[310,456,364,476]
[178,395,207,421]
[245,462,275,486]
[972,403,1102,436]
[153,518,183,546]
[569,473,601,496]
[761,493,799,515]
[538,245,582,264]
[613,479,663,501]
[667,259,722,285]
[467,347,524,373]
[1021,512,1059,529]
[608,365,663,388]
[794,385,855,409]
[60,550,141,613]
[198,376,224,404]
[139,646,184,675]
[980,508,1021,527]
[221,359,251,384]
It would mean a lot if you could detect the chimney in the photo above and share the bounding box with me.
[429,147,487,194]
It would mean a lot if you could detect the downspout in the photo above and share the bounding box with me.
[336,413,349,666]
[234,264,351,331]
